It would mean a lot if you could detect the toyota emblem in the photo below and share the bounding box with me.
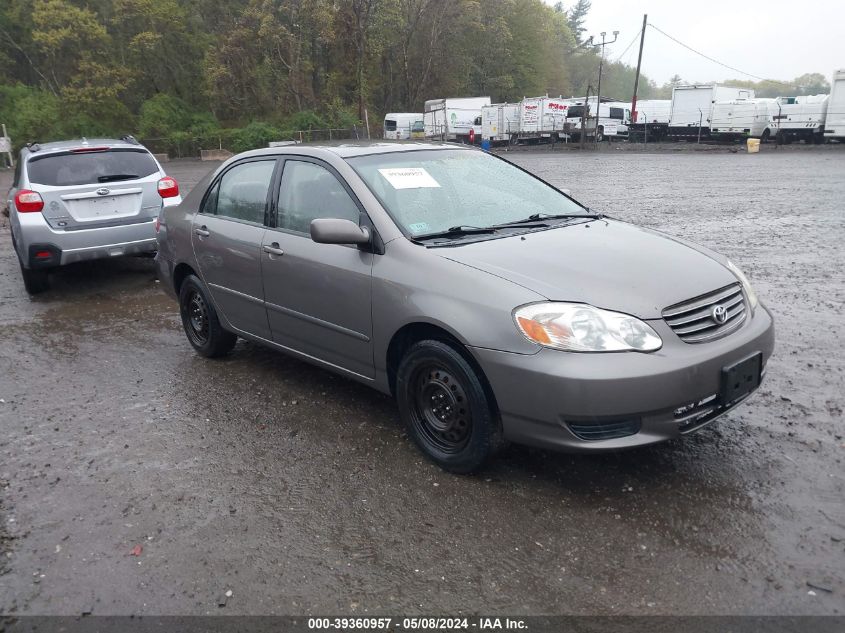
[96,187,110,196]
[711,304,728,324]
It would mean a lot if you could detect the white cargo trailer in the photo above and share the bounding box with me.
[481,103,519,144]
[516,96,574,141]
[383,113,424,140]
[710,98,778,140]
[633,100,672,124]
[823,69,845,141]
[768,95,829,144]
[628,99,672,141]
[668,84,755,138]
[424,97,490,143]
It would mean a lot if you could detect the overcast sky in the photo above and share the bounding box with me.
[546,0,845,85]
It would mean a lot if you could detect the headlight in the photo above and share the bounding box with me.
[513,302,662,352]
[726,259,759,312]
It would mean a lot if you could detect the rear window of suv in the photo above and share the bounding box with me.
[27,148,159,187]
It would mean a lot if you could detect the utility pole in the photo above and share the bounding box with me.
[592,30,619,148]
[631,14,647,126]
[579,85,592,150]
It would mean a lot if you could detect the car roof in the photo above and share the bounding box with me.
[235,141,472,160]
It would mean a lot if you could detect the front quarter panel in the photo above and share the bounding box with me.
[372,239,545,387]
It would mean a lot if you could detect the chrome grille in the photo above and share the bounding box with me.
[663,283,747,343]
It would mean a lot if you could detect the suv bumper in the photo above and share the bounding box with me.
[16,212,157,268]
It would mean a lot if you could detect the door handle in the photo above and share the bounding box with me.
[263,243,284,256]
[194,226,210,237]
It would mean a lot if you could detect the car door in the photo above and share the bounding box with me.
[192,158,277,340]
[262,158,375,379]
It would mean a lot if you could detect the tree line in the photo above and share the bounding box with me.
[0,0,661,152]
[0,0,829,154]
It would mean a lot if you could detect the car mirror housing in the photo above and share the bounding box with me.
[310,218,371,245]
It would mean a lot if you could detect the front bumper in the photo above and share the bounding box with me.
[470,304,775,452]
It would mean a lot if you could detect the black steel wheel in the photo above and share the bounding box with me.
[396,339,503,473]
[179,274,237,358]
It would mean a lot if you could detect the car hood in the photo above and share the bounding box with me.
[437,219,738,319]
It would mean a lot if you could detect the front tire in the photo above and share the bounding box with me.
[179,274,237,358]
[396,339,502,473]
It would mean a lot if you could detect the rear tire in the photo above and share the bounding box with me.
[19,261,50,294]
[396,339,503,474]
[179,274,237,358]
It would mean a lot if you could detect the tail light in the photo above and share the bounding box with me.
[15,189,44,213]
[158,177,179,199]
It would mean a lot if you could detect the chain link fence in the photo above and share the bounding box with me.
[139,127,367,159]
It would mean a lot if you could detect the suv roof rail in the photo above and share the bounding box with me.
[120,134,140,145]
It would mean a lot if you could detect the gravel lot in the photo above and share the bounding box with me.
[0,146,843,617]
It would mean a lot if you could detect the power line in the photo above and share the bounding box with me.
[614,28,642,63]
[648,23,766,81]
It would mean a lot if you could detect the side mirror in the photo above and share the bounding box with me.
[310,218,370,245]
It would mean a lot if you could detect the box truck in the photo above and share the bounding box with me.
[710,98,778,140]
[768,95,829,144]
[424,97,490,143]
[667,84,755,139]
[481,103,520,144]
[823,69,845,141]
[383,113,424,140]
[561,97,630,141]
[516,96,575,141]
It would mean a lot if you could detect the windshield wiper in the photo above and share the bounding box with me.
[97,173,138,183]
[413,225,498,241]
[493,210,600,227]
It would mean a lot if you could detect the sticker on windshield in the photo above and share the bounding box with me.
[408,222,429,233]
[378,167,440,190]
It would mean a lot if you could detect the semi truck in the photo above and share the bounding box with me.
[383,113,424,140]
[481,103,520,144]
[823,69,845,142]
[424,97,490,143]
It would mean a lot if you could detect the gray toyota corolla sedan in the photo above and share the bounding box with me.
[156,142,774,473]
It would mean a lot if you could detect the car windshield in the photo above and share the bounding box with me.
[27,148,159,187]
[347,149,587,238]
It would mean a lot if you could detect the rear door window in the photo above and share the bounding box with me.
[26,148,159,186]
[210,160,275,224]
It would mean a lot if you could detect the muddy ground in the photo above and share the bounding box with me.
[0,147,843,617]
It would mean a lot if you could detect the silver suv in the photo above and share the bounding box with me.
[7,137,182,293]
